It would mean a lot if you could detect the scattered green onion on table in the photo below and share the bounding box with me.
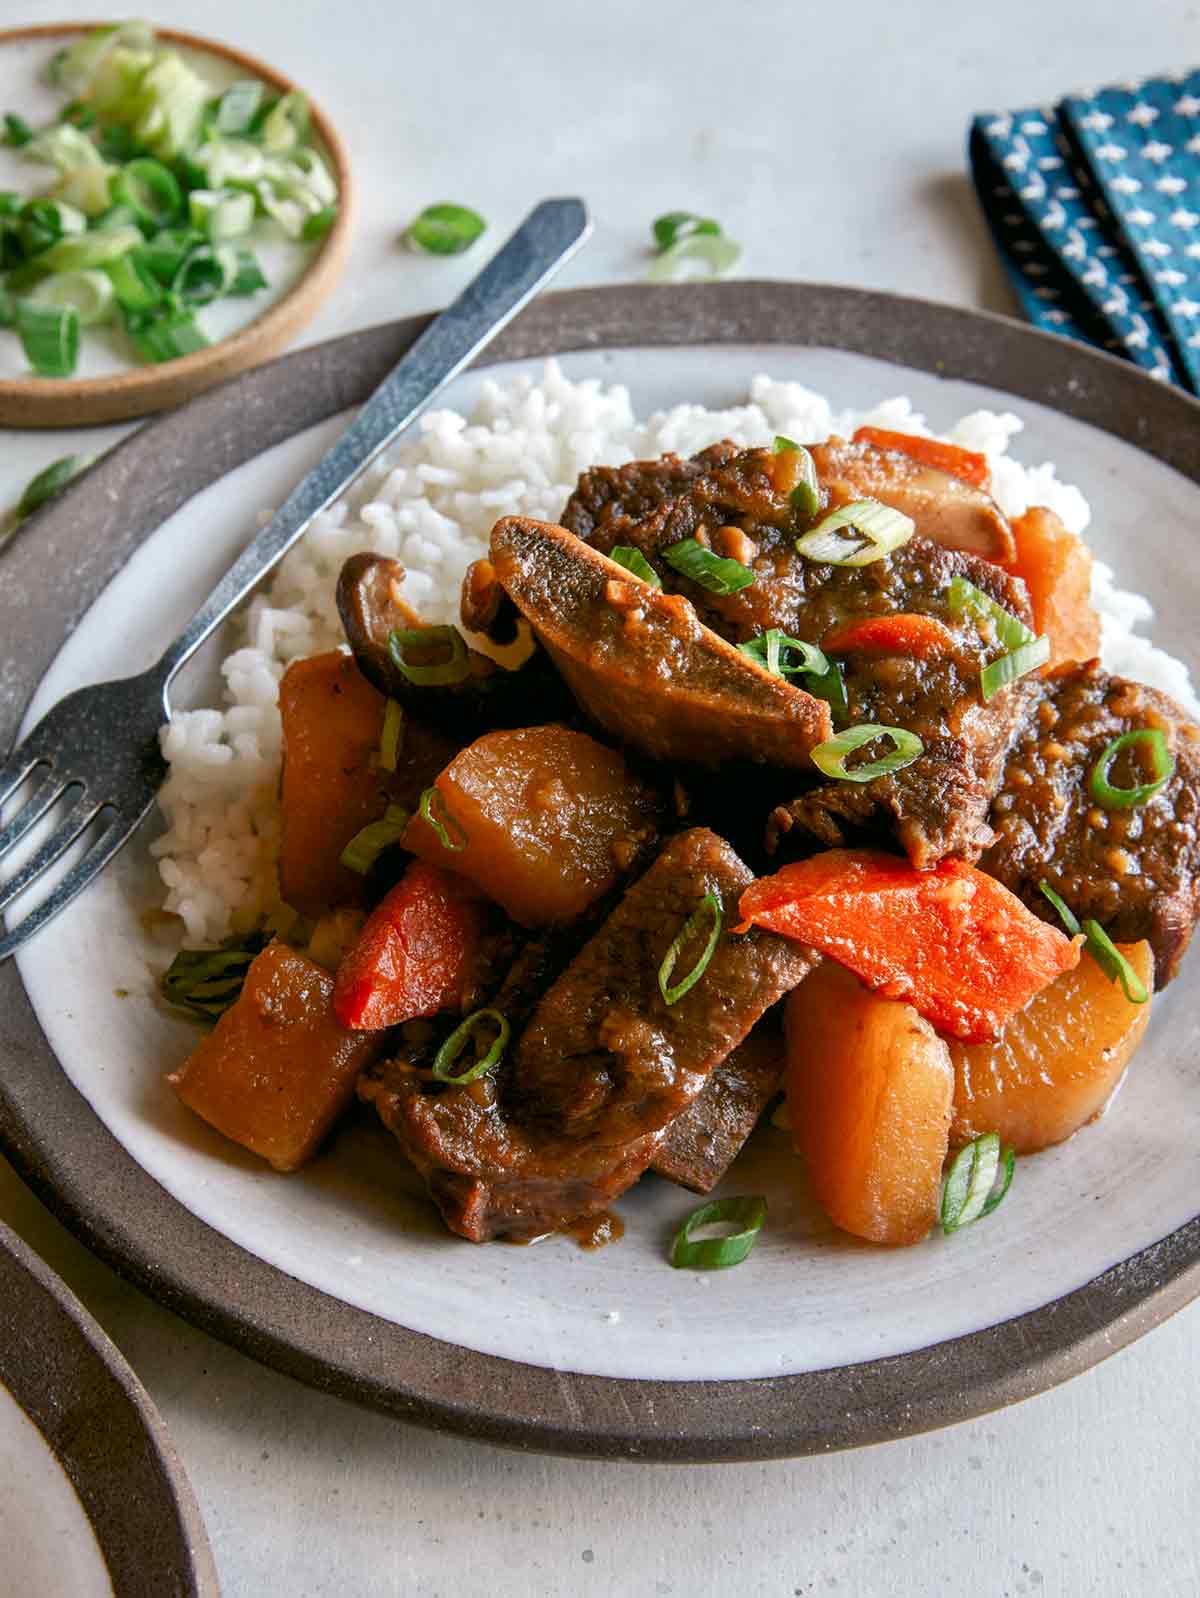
[404,203,486,256]
[648,210,741,281]
[0,20,340,377]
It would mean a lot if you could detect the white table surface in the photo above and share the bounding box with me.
[3,1,1199,1593]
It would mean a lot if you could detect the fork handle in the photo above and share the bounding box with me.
[151,197,591,688]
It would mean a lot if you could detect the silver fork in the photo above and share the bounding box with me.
[0,197,591,963]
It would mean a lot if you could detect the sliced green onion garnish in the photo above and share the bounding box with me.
[608,545,663,587]
[405,203,486,256]
[126,307,208,363]
[30,268,115,326]
[431,1007,510,1083]
[811,723,924,782]
[772,435,820,517]
[214,79,264,136]
[946,575,1035,651]
[940,1134,1015,1234]
[388,625,472,686]
[662,538,755,594]
[379,700,405,772]
[736,629,829,679]
[806,660,849,724]
[651,211,722,251]
[14,299,79,376]
[1082,919,1150,1004]
[795,499,915,566]
[1089,728,1175,810]
[1038,879,1081,938]
[3,113,34,148]
[110,156,184,229]
[418,786,468,852]
[14,453,91,522]
[646,232,741,282]
[339,804,411,874]
[670,1194,767,1270]
[658,892,723,1006]
[979,636,1050,701]
[160,930,270,1022]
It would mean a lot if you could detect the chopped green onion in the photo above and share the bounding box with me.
[301,205,337,241]
[658,892,723,1006]
[670,1194,768,1270]
[0,192,21,217]
[379,700,405,772]
[1089,729,1175,810]
[979,636,1050,701]
[171,242,237,305]
[1038,879,1081,938]
[103,251,162,310]
[160,930,270,1022]
[811,723,924,782]
[41,223,142,271]
[2,113,34,148]
[736,629,829,679]
[339,804,411,874]
[14,299,79,376]
[946,575,1035,651]
[214,80,264,136]
[60,100,97,130]
[126,307,208,363]
[30,268,114,326]
[133,226,201,284]
[940,1134,1015,1234]
[405,203,487,256]
[773,436,820,517]
[23,198,87,240]
[418,786,468,852]
[662,537,756,594]
[260,91,309,153]
[110,156,184,229]
[796,499,915,566]
[608,545,663,587]
[388,625,472,686]
[193,136,266,187]
[1082,919,1150,1004]
[652,211,722,251]
[14,454,91,522]
[227,247,268,296]
[96,124,137,164]
[23,122,108,175]
[431,1008,510,1084]
[646,232,741,281]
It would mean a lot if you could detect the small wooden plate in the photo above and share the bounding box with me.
[0,23,354,428]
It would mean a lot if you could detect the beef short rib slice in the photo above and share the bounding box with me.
[359,828,814,1240]
[981,661,1200,986]
[650,1020,785,1194]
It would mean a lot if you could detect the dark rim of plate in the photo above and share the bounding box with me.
[1,282,1199,1463]
[0,1218,218,1593]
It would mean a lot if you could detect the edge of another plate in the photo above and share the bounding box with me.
[0,22,354,428]
[0,1218,219,1594]
[1,280,1199,1462]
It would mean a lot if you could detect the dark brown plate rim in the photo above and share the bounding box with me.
[0,1217,218,1593]
[1,281,1199,1463]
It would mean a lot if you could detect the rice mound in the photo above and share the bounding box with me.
[151,361,1199,946]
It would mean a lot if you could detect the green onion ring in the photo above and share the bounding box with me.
[940,1134,1015,1234]
[737,628,829,679]
[946,575,1035,651]
[1038,879,1081,937]
[379,700,404,772]
[1088,728,1175,810]
[652,211,722,251]
[658,892,723,1006]
[1082,919,1150,1005]
[405,203,486,256]
[607,545,663,588]
[662,537,756,595]
[432,1008,510,1083]
[419,786,468,853]
[796,499,914,566]
[670,1194,768,1270]
[979,636,1050,701]
[810,723,924,782]
[646,232,741,282]
[339,804,410,875]
[388,625,471,686]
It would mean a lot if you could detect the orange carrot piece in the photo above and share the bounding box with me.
[738,848,1079,1043]
[852,426,991,490]
[333,859,483,1031]
[821,612,957,659]
[1004,506,1100,666]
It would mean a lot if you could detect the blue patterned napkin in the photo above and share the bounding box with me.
[970,70,1200,392]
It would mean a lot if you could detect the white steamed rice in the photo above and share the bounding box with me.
[151,361,1200,947]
